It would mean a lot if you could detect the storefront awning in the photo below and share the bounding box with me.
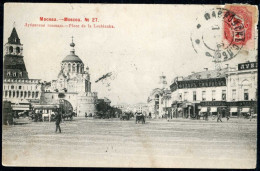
[12,107,30,111]
[33,105,59,109]
[230,108,238,113]
[200,107,207,112]
[241,108,250,113]
[210,107,217,112]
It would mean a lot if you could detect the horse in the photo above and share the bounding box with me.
[62,112,75,121]
[120,115,129,120]
[42,113,51,122]
[136,114,145,124]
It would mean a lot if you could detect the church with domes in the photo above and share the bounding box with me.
[41,37,98,117]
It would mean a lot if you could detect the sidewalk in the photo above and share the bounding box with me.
[147,117,257,124]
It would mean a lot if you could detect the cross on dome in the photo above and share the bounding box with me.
[70,36,75,48]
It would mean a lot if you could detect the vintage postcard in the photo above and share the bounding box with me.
[2,3,258,168]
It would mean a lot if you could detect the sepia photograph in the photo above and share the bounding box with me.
[2,3,258,168]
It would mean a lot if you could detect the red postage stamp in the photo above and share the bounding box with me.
[223,5,257,49]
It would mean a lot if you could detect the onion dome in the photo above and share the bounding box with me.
[62,36,83,63]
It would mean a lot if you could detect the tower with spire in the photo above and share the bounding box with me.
[4,25,28,79]
[3,25,42,109]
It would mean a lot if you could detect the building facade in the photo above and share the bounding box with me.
[226,62,257,117]
[40,38,98,117]
[3,27,41,111]
[170,68,228,118]
[147,74,171,118]
[169,62,257,118]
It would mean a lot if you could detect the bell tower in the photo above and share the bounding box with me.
[4,24,29,79]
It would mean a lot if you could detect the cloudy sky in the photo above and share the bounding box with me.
[4,4,257,105]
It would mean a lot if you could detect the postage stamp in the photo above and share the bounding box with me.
[190,5,257,65]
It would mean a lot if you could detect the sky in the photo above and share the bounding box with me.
[4,3,257,105]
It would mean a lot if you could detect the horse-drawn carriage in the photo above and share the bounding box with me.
[120,112,134,120]
[62,112,76,121]
[135,113,145,124]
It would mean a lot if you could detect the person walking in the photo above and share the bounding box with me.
[226,108,230,121]
[55,110,62,133]
[217,109,222,122]
[205,111,209,121]
[249,108,253,121]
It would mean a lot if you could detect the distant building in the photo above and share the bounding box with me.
[131,103,149,114]
[40,38,98,117]
[113,103,129,112]
[3,26,41,111]
[147,74,171,118]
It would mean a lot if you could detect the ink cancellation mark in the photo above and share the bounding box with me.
[190,7,248,63]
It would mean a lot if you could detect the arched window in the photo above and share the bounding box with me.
[72,64,75,72]
[28,91,31,98]
[13,91,15,97]
[20,91,23,98]
[77,64,79,73]
[9,46,13,53]
[24,91,27,98]
[7,71,11,76]
[68,63,71,72]
[32,92,35,98]
[17,91,19,98]
[35,92,39,98]
[13,72,16,77]
[16,47,20,54]
[5,91,7,97]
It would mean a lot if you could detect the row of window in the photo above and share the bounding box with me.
[8,46,21,53]
[179,89,249,101]
[6,71,23,77]
[4,85,36,90]
[62,64,84,73]
[4,90,39,99]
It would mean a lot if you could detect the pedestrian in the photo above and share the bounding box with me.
[55,110,62,133]
[205,111,209,121]
[217,110,222,122]
[226,108,230,121]
[249,108,253,121]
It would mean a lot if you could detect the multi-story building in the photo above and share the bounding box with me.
[169,61,257,118]
[170,68,228,118]
[3,26,42,112]
[226,61,257,117]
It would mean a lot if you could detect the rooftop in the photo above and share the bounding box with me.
[182,68,228,81]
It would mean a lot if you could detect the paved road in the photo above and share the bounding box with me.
[2,117,257,168]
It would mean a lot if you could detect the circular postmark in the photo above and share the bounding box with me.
[191,8,246,65]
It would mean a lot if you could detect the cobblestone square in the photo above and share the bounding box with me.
[2,118,257,168]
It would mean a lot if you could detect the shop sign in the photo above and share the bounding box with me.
[200,101,257,107]
[170,77,226,92]
[238,62,257,71]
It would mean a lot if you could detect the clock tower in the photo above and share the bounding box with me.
[4,26,28,79]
